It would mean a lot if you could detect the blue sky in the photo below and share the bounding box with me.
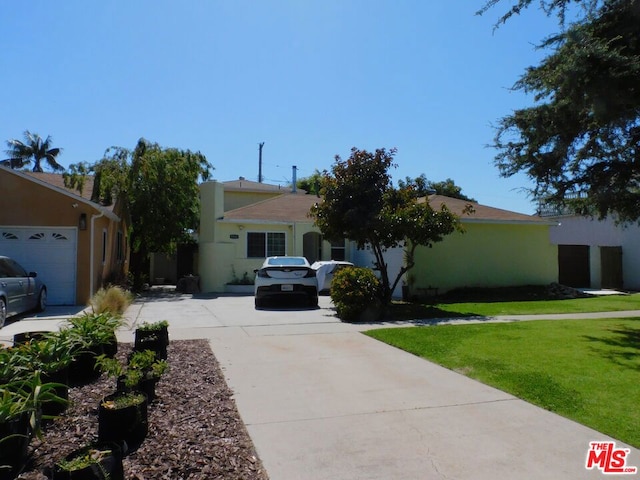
[1,1,560,214]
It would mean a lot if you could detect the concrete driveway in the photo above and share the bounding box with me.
[3,292,638,478]
[117,292,639,480]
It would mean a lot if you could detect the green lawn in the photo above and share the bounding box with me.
[388,292,640,321]
[365,318,640,448]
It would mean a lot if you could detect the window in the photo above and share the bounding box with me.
[102,230,108,264]
[247,232,286,258]
[116,231,124,262]
[330,239,346,261]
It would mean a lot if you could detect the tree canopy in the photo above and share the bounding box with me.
[3,131,63,172]
[310,148,467,304]
[397,174,477,202]
[480,0,640,222]
[65,138,212,287]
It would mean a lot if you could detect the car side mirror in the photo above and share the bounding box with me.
[253,269,258,274]
[28,271,38,278]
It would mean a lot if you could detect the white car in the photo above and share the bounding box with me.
[311,261,354,293]
[254,256,318,308]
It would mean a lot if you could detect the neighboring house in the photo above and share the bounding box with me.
[354,195,558,297]
[542,213,640,290]
[198,179,351,293]
[0,166,129,305]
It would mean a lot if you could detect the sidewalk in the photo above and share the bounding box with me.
[123,294,640,480]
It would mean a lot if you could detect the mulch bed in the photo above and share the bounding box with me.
[17,340,269,480]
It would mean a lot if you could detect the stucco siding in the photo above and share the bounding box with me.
[412,223,557,293]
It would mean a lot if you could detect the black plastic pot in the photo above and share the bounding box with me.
[0,412,31,480]
[42,366,70,417]
[12,331,48,345]
[98,392,148,449]
[134,327,168,360]
[68,348,101,385]
[52,441,125,480]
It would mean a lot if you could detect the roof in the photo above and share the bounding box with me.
[1,167,119,220]
[221,191,553,226]
[222,177,305,193]
[424,195,553,225]
[223,192,320,223]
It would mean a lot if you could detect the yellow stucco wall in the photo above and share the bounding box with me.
[411,222,558,293]
[198,181,333,292]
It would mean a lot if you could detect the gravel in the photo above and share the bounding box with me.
[17,340,269,480]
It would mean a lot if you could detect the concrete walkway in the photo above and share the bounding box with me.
[121,294,639,480]
[2,294,639,479]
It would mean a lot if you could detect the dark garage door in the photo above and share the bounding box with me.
[558,245,590,287]
[600,246,623,289]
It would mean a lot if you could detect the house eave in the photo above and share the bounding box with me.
[461,218,558,226]
[2,166,120,221]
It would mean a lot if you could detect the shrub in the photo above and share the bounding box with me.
[330,267,382,321]
[90,286,134,315]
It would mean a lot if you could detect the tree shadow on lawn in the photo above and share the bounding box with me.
[582,320,640,371]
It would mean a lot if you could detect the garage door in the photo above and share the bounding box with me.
[0,227,77,305]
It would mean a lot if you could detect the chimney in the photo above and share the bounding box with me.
[292,165,297,193]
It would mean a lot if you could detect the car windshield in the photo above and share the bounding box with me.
[267,257,307,266]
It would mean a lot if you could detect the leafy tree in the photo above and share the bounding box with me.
[65,139,212,288]
[2,130,63,172]
[310,148,468,305]
[296,169,323,195]
[479,0,640,222]
[397,174,477,202]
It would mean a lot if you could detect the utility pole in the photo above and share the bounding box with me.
[292,165,297,193]
[258,142,265,183]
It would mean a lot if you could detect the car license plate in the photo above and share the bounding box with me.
[281,284,294,292]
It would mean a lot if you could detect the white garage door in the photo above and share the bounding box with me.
[0,227,77,305]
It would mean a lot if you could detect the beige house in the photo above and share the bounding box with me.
[198,179,559,296]
[198,179,348,293]
[0,167,129,305]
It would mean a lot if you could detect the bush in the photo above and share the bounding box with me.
[330,267,382,321]
[90,286,134,315]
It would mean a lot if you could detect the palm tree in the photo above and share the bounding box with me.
[2,130,64,172]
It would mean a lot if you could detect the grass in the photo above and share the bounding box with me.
[387,287,640,321]
[365,318,640,448]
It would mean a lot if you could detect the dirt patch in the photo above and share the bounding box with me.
[17,340,269,480]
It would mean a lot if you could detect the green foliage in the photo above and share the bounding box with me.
[2,130,63,172]
[296,169,323,195]
[64,138,213,287]
[310,147,466,303]
[96,349,167,389]
[330,267,382,321]
[397,174,477,202]
[136,320,169,332]
[63,313,123,352]
[90,285,134,315]
[480,1,640,221]
[56,447,114,472]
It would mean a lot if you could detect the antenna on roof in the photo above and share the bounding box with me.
[258,142,265,183]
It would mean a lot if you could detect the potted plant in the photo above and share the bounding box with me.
[13,334,74,416]
[64,313,124,384]
[98,391,148,449]
[52,441,125,480]
[134,320,169,360]
[96,350,168,402]
[225,269,255,294]
[0,372,68,479]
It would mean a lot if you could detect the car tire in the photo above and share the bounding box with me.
[36,287,47,312]
[308,296,318,308]
[255,297,263,309]
[0,298,6,328]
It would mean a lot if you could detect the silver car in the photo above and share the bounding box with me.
[254,256,318,308]
[0,256,47,327]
